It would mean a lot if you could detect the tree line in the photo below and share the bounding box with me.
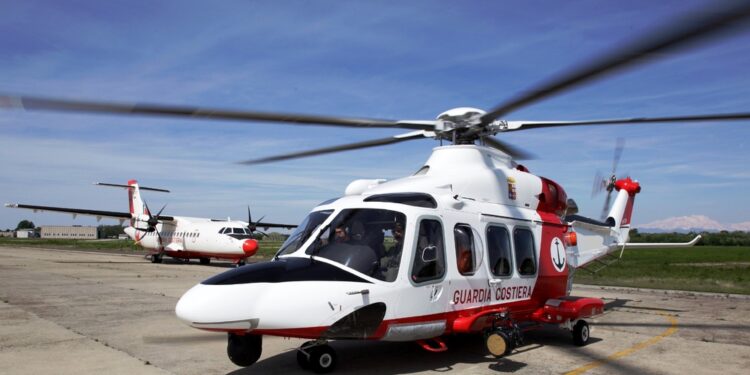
[629,229,750,246]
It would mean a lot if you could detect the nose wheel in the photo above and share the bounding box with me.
[572,320,590,346]
[227,333,262,367]
[297,340,337,373]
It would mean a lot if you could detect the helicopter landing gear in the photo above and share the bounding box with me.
[296,340,337,373]
[484,312,523,358]
[572,320,590,346]
[227,333,262,367]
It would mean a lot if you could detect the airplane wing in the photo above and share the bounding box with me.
[619,235,702,249]
[4,203,175,222]
[253,221,297,229]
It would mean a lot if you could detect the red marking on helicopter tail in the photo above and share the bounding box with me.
[242,239,259,256]
[614,177,641,226]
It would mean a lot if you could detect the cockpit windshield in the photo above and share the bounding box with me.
[276,210,334,257]
[306,208,406,282]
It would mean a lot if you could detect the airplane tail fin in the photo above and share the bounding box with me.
[95,181,169,222]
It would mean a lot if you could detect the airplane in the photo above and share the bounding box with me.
[5,180,296,266]
[1,1,748,373]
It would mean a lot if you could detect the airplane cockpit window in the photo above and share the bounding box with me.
[276,210,334,257]
[487,226,512,277]
[306,209,406,282]
[219,227,227,234]
[411,219,445,283]
[233,228,244,234]
[514,228,537,276]
[454,224,475,276]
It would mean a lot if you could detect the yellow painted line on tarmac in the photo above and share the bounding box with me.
[564,313,678,375]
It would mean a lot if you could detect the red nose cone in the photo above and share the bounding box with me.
[242,239,259,256]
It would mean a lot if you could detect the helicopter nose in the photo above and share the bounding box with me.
[175,283,260,330]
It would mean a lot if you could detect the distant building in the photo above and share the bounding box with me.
[0,231,16,238]
[40,226,98,239]
[16,229,34,238]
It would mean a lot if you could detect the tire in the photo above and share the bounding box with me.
[151,254,162,264]
[308,344,337,373]
[573,320,590,346]
[485,330,513,357]
[199,257,211,265]
[227,334,262,367]
[296,341,317,370]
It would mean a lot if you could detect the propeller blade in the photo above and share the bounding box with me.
[0,94,435,130]
[502,113,750,132]
[601,190,614,221]
[612,137,625,175]
[238,130,432,165]
[155,204,167,219]
[482,136,536,160]
[480,2,750,124]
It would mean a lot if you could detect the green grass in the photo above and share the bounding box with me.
[573,246,750,295]
[0,237,142,252]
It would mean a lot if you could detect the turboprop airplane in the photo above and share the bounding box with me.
[0,1,747,373]
[5,180,296,265]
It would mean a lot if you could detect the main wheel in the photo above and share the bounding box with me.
[150,254,163,263]
[227,333,262,367]
[199,257,211,265]
[573,320,590,346]
[308,344,337,373]
[296,341,316,370]
[485,330,513,357]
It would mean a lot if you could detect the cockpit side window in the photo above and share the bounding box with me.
[276,210,334,257]
[305,208,406,282]
[411,219,445,284]
[487,225,512,277]
[219,227,227,234]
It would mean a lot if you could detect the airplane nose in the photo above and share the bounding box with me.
[242,239,258,256]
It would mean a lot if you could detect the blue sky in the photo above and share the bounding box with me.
[1,0,749,230]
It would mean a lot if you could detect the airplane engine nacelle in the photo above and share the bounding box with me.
[242,239,259,257]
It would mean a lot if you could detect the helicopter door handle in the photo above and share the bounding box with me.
[347,289,370,295]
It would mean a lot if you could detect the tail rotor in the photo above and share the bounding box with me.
[592,138,625,220]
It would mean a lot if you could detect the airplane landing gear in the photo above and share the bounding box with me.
[149,253,163,263]
[199,257,211,265]
[227,333,262,367]
[484,312,523,358]
[297,340,337,373]
[572,320,590,346]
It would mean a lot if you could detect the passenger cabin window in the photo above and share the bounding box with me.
[487,226,512,277]
[454,224,475,275]
[514,228,537,276]
[411,219,445,283]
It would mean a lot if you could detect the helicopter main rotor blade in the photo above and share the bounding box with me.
[502,113,750,132]
[239,131,432,165]
[480,2,750,124]
[482,136,536,160]
[0,95,436,130]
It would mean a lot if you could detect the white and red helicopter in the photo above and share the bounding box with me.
[5,180,295,265]
[1,2,749,373]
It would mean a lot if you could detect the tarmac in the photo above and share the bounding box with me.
[1,246,749,374]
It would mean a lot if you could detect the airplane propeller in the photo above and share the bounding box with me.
[136,201,167,250]
[0,2,749,163]
[246,206,267,238]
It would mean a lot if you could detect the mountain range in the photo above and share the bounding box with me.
[636,215,750,233]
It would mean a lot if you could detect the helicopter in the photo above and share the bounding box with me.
[1,1,750,373]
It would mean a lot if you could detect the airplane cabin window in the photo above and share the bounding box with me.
[454,224,475,276]
[233,228,244,234]
[411,219,445,284]
[487,226,512,277]
[514,228,537,276]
